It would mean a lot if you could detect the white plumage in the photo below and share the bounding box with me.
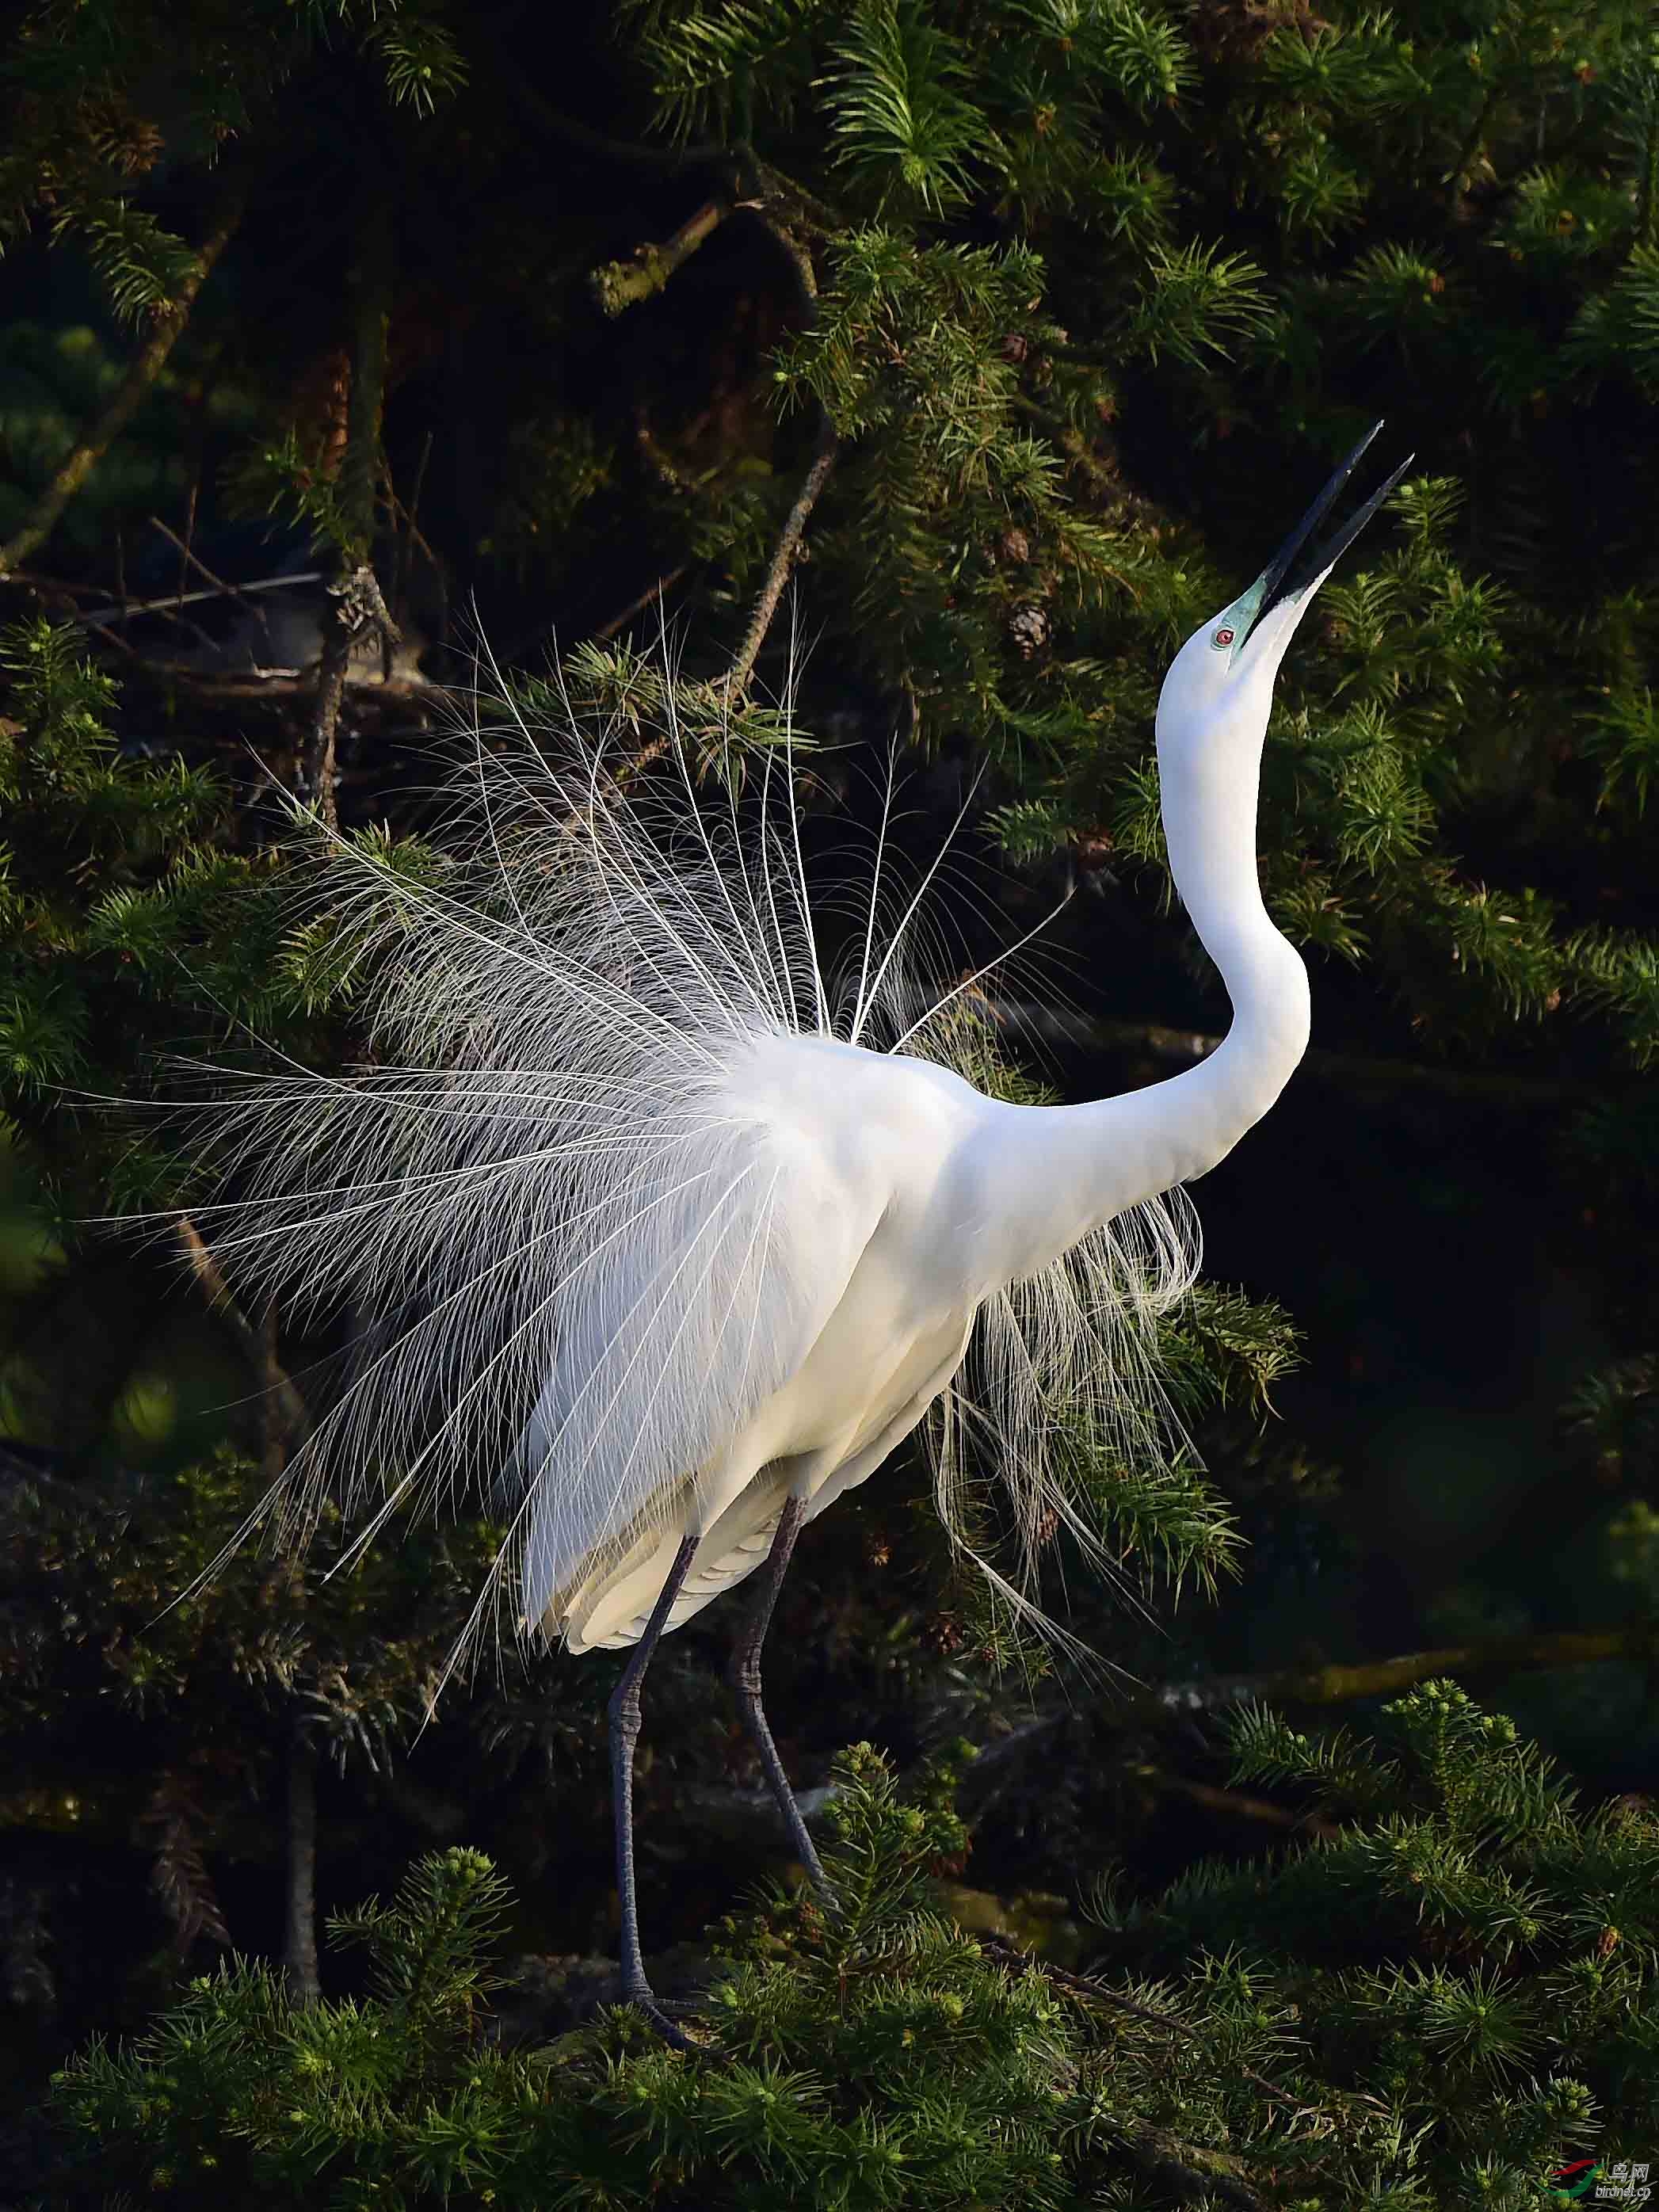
[157,431,1409,2040]
[177,648,1197,1681]
[174,429,1405,1725]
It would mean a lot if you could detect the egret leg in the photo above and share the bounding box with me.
[727,1493,832,1897]
[608,1531,701,2049]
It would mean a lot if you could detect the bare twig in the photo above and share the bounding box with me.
[63,572,327,627]
[477,12,733,174]
[2,571,103,601]
[148,513,276,654]
[1124,1760,1341,1841]
[593,566,691,644]
[390,429,433,640]
[726,408,837,698]
[724,213,837,698]
[283,1722,322,2008]
[176,475,198,611]
[2,572,145,658]
[591,196,733,317]
[74,611,144,660]
[382,469,447,672]
[305,191,395,826]
[0,189,244,576]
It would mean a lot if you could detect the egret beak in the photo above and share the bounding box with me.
[1228,422,1414,660]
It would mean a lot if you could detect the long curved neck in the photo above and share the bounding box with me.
[971,715,1310,1286]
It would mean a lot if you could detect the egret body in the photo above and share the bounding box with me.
[182,429,1405,2042]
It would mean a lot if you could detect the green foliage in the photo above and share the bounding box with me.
[40,1707,1659,2208]
[42,1751,1096,2210]
[1093,1682,1659,2202]
[0,619,318,1211]
[0,1425,577,2024]
[362,4,470,116]
[47,196,204,331]
[0,320,254,556]
[821,4,986,216]
[0,1,463,336]
[220,429,359,559]
[0,1443,509,1773]
[9,0,1659,2192]
[616,0,1659,1096]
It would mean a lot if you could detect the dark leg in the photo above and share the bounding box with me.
[727,1493,832,1897]
[609,1531,700,2047]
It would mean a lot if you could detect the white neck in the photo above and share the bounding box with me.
[970,698,1310,1286]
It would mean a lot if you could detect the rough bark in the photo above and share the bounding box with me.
[282,1726,321,2008]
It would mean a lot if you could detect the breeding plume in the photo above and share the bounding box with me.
[179,428,1406,2041]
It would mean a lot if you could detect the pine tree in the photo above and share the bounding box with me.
[35,1694,1659,2210]
[4,0,1659,2190]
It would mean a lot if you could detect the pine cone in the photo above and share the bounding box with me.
[1008,603,1049,658]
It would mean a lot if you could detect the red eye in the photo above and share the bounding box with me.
[1212,626,1235,648]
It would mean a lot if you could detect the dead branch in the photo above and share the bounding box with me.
[304,192,395,826]
[0,191,244,577]
[1108,1624,1659,1728]
[591,197,734,317]
[724,211,837,698]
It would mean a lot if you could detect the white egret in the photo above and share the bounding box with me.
[175,426,1405,2042]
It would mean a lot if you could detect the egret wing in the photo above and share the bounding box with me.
[517,1101,877,1635]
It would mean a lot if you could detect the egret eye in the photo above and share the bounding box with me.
[1211,626,1235,650]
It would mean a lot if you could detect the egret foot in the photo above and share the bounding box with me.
[727,1494,835,1901]
[619,1983,699,2053]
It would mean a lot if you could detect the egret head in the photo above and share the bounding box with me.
[1157,423,1413,744]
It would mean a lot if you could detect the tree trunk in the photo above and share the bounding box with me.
[282,1723,321,2008]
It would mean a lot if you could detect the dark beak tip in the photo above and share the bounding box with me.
[1253,432,1413,633]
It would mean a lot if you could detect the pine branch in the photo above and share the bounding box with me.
[1112,1625,1659,1730]
[0,186,243,577]
[984,1932,1324,2148]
